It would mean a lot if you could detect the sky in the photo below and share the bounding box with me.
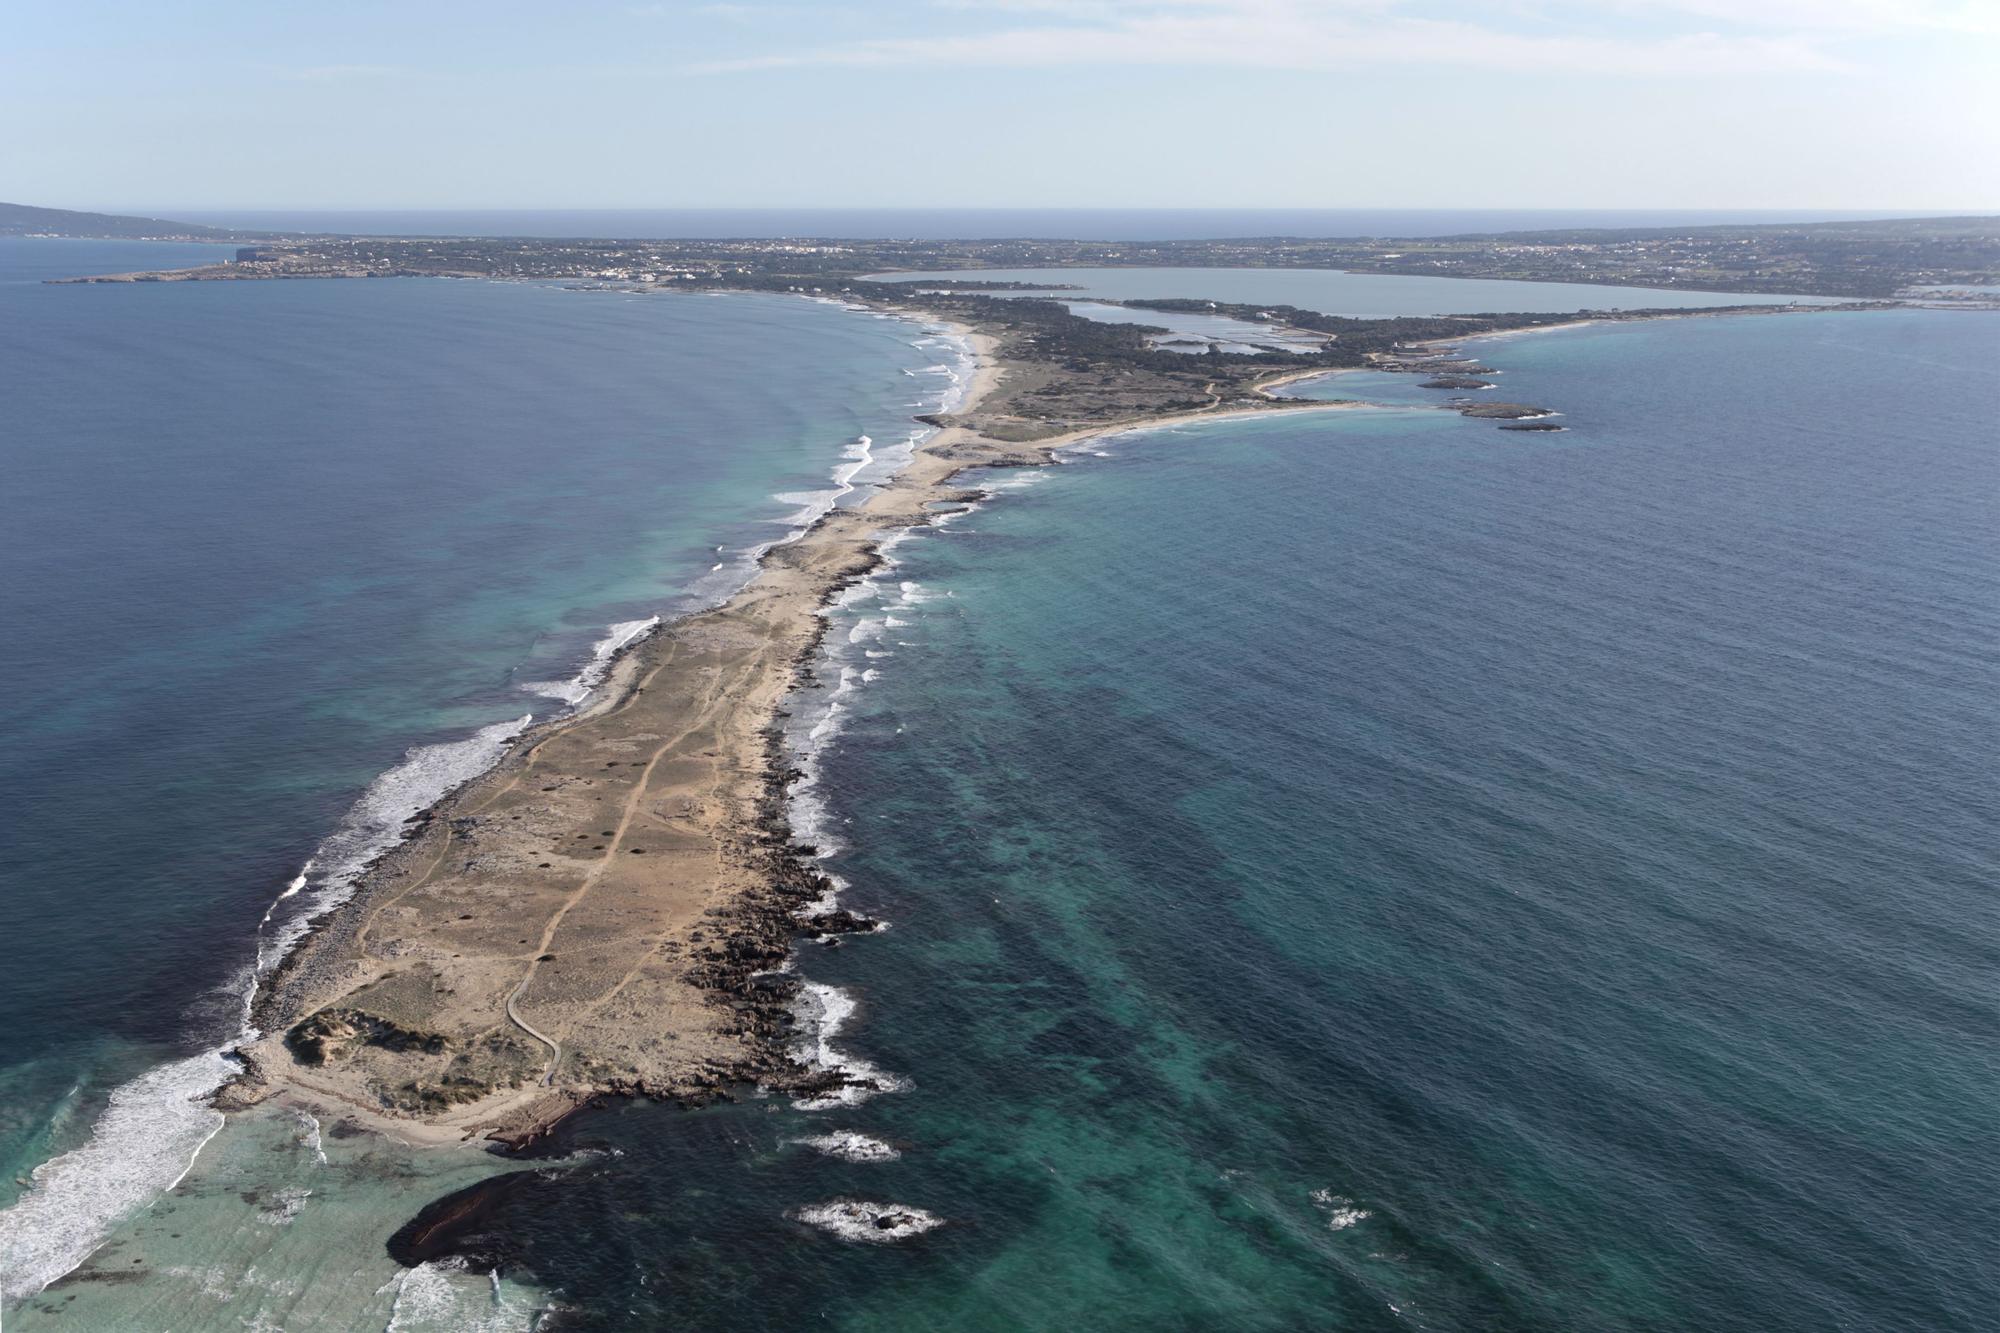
[5,0,1997,212]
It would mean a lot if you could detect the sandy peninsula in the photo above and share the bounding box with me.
[224,323,1353,1148]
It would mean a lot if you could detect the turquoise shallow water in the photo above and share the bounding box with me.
[875,266,1836,315]
[357,308,1996,1331]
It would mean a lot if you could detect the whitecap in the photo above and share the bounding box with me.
[1311,1188,1372,1231]
[793,1130,901,1163]
[522,615,659,708]
[791,1200,941,1243]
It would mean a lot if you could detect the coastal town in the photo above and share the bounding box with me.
[15,202,1997,300]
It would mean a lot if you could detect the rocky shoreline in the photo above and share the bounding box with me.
[214,319,1362,1156]
[213,298,1768,1157]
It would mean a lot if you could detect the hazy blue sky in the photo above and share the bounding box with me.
[7,0,1996,211]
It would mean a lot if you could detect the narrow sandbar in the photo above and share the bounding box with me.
[227,323,1343,1146]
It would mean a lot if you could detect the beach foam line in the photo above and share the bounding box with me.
[787,659,868,851]
[770,432,879,534]
[788,982,908,1111]
[0,707,542,1301]
[0,1049,231,1300]
[832,434,874,497]
[765,312,973,1102]
[523,615,660,708]
[258,713,535,977]
[778,512,952,869]
[259,862,313,925]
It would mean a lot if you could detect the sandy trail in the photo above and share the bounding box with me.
[230,328,1346,1144]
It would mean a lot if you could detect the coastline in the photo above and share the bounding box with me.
[219,318,1350,1152]
[5,231,1994,1328]
[3,283,1773,1301]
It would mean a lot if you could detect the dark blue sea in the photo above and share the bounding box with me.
[2,239,1995,1329]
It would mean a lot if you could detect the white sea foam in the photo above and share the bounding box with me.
[0,1049,231,1300]
[769,431,881,537]
[167,1261,242,1302]
[384,1257,524,1333]
[788,982,908,1110]
[1311,1188,1372,1231]
[990,469,1048,491]
[258,712,535,976]
[785,769,837,855]
[832,434,874,496]
[814,666,863,739]
[256,1186,312,1226]
[794,1130,901,1163]
[522,615,659,707]
[295,1110,328,1166]
[795,871,847,920]
[792,1200,942,1243]
[787,662,868,852]
[764,311,976,1110]
[259,863,312,924]
[0,710,537,1301]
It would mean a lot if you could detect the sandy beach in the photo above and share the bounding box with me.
[226,324,1352,1147]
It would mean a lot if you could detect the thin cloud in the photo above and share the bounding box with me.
[686,0,1850,76]
[1624,0,2000,37]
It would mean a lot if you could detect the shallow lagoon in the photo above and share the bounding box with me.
[879,265,1835,316]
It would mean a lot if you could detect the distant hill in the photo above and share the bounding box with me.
[0,201,245,239]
